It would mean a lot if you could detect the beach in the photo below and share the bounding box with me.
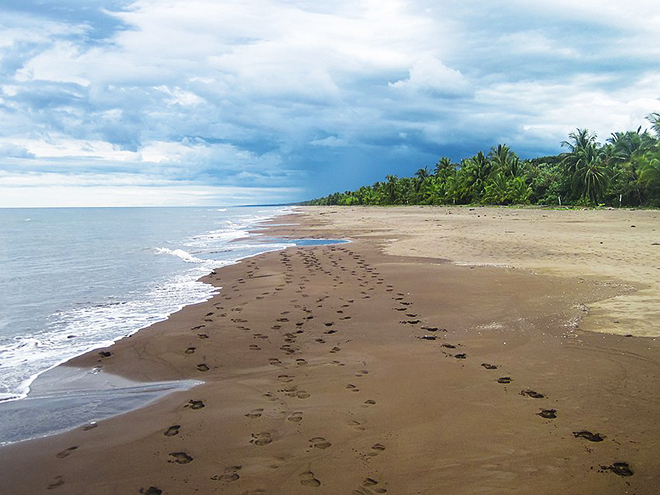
[1,206,659,494]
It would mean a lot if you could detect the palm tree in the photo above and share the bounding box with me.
[508,177,533,204]
[482,173,509,204]
[571,146,608,203]
[561,129,608,203]
[639,153,660,186]
[489,144,522,177]
[384,175,399,204]
[647,112,660,138]
[463,151,492,201]
[434,157,454,177]
[607,128,655,163]
[562,128,599,154]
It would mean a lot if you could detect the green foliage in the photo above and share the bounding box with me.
[303,113,660,208]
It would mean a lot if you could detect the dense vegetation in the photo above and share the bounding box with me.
[305,113,660,207]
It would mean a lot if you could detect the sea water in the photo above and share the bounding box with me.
[0,206,296,402]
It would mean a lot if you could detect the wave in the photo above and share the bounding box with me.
[155,247,209,264]
[0,206,291,401]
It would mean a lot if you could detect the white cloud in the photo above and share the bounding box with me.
[309,136,347,147]
[390,57,471,96]
[0,171,302,207]
[1,0,660,204]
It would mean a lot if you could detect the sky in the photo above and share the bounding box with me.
[0,0,659,207]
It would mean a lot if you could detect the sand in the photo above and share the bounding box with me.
[1,206,659,494]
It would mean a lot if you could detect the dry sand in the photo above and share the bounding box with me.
[1,206,659,495]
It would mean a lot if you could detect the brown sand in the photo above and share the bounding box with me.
[1,206,659,494]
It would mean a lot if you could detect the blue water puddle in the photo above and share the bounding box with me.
[0,366,201,446]
[261,237,350,247]
[290,238,349,246]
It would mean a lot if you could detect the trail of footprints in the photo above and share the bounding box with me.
[81,245,630,494]
[402,276,634,480]
[165,246,392,493]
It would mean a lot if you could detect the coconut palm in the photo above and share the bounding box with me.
[434,157,454,177]
[508,176,533,204]
[560,129,608,203]
[647,112,660,138]
[570,146,608,203]
[384,174,399,204]
[482,173,509,204]
[463,151,493,201]
[639,153,660,186]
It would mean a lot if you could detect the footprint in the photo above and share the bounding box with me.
[346,384,360,392]
[368,443,386,457]
[350,420,366,431]
[269,358,282,366]
[98,351,112,358]
[454,353,467,359]
[139,488,162,495]
[364,399,376,406]
[600,462,633,477]
[441,343,456,349]
[169,452,193,464]
[538,409,557,419]
[249,344,261,351]
[197,333,209,339]
[211,465,242,482]
[299,470,321,487]
[47,476,65,490]
[353,477,388,494]
[497,377,512,384]
[330,347,341,353]
[297,390,311,399]
[309,436,332,449]
[520,389,545,399]
[250,432,273,446]
[185,347,196,354]
[245,408,264,419]
[573,430,605,442]
[185,399,205,410]
[196,363,210,372]
[278,374,295,383]
[355,370,369,377]
[481,363,498,370]
[296,359,308,366]
[164,425,181,436]
[421,326,444,332]
[55,446,78,459]
[287,411,304,423]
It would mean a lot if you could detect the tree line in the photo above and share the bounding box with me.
[304,113,660,208]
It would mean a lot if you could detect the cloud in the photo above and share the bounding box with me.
[390,57,471,97]
[0,0,659,206]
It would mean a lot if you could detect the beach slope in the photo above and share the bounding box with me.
[1,206,658,495]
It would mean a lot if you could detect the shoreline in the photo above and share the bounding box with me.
[1,207,659,494]
[0,212,348,446]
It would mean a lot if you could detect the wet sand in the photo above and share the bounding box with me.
[1,206,659,494]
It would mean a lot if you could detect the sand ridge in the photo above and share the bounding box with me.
[0,208,658,494]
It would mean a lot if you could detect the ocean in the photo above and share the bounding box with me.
[0,206,295,402]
